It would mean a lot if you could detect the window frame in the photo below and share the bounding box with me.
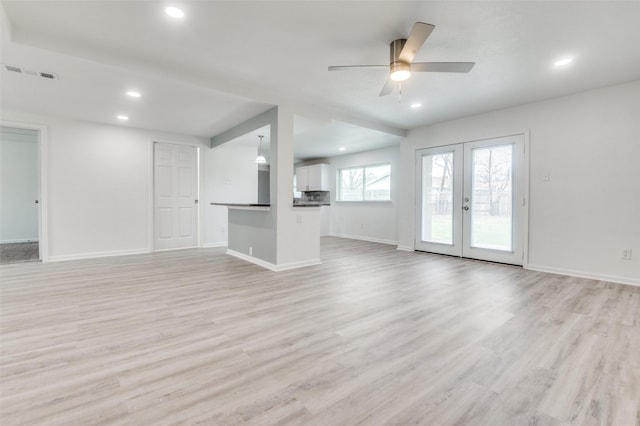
[336,162,392,202]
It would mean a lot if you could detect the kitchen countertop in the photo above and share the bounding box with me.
[293,203,330,207]
[210,203,270,211]
[211,202,328,210]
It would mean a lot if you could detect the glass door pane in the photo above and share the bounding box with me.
[415,144,462,257]
[421,152,454,244]
[469,144,513,251]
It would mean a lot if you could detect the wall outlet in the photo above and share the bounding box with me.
[249,247,253,256]
[622,249,632,260]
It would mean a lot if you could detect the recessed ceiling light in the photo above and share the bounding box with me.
[117,115,129,121]
[339,147,346,151]
[410,102,422,109]
[554,57,573,68]
[165,6,184,19]
[126,91,141,98]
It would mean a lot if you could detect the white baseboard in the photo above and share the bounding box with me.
[329,233,398,246]
[226,249,275,270]
[226,249,321,272]
[273,258,322,271]
[396,245,414,252]
[202,242,228,248]
[1,239,39,244]
[48,248,150,262]
[526,264,639,287]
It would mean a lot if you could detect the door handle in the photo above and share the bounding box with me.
[463,206,469,211]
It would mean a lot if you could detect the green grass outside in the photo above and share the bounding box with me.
[426,215,511,249]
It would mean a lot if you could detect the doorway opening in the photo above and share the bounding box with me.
[0,126,42,264]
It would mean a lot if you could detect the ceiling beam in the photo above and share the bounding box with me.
[210,107,277,148]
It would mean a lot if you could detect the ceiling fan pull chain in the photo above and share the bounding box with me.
[398,82,403,102]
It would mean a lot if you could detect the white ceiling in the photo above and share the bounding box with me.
[2,1,640,159]
[216,119,401,161]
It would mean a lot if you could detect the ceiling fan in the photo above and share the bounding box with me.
[328,22,475,96]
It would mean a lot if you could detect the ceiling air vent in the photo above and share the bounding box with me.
[39,72,58,80]
[2,64,58,80]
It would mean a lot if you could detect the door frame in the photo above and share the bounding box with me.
[149,140,201,251]
[0,120,49,262]
[414,131,530,267]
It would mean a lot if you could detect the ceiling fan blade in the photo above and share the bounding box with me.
[379,78,394,97]
[328,65,387,71]
[411,62,475,73]
[398,22,435,63]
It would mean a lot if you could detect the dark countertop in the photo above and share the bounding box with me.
[293,203,330,207]
[211,202,328,208]
[211,203,270,207]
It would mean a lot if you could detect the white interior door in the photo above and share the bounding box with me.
[416,135,525,265]
[154,142,198,251]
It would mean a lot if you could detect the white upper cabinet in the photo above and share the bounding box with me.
[296,164,330,191]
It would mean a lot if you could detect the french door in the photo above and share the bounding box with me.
[154,142,199,251]
[416,135,525,265]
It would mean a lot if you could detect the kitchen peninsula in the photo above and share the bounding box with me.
[209,107,322,272]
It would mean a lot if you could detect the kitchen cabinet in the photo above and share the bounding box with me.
[296,164,330,191]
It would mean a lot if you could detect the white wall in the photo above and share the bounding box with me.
[398,80,640,285]
[0,127,39,243]
[202,141,259,246]
[2,110,207,261]
[276,106,321,267]
[322,145,400,245]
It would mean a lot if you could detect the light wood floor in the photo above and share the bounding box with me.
[1,237,638,425]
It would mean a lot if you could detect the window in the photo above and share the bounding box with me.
[293,175,301,199]
[337,163,391,201]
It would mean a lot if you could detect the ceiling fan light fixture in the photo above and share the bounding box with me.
[390,62,411,81]
[327,22,475,97]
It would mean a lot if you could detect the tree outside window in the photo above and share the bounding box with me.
[338,164,390,201]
